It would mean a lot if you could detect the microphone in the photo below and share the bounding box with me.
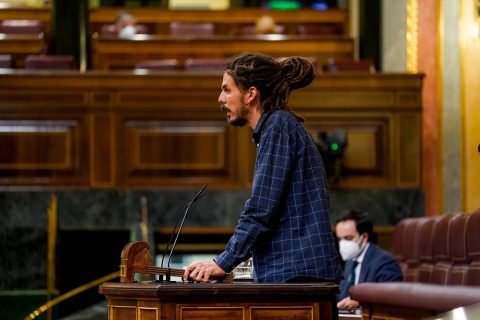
[159,184,207,282]
[159,186,206,268]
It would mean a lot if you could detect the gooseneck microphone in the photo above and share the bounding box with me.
[159,184,207,282]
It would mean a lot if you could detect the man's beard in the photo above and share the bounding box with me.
[220,103,248,127]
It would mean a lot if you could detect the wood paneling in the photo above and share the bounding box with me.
[397,113,421,187]
[138,307,159,320]
[116,119,238,188]
[111,305,137,320]
[0,70,423,190]
[303,115,390,179]
[250,306,314,319]
[90,113,114,187]
[179,306,244,320]
[91,34,354,70]
[0,117,89,186]
[100,282,338,320]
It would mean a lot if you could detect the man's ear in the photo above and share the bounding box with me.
[246,86,258,104]
[362,232,369,243]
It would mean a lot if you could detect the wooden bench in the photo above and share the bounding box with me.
[0,33,45,67]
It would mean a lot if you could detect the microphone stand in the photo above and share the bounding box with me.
[158,184,207,282]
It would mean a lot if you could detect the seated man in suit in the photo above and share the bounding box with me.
[336,210,403,308]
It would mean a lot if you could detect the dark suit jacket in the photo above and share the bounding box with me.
[337,243,403,301]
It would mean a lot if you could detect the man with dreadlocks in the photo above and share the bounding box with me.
[183,52,344,284]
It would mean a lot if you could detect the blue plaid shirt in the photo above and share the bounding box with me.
[216,110,344,283]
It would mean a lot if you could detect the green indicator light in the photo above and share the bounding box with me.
[331,143,339,151]
[269,1,302,10]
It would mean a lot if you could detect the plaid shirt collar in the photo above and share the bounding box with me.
[252,110,274,147]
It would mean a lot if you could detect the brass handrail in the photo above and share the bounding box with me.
[47,194,57,320]
[24,271,119,320]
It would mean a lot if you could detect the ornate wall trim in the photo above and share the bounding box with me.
[407,0,419,73]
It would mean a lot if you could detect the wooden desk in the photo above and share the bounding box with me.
[99,281,339,320]
[0,4,50,28]
[0,33,45,67]
[91,34,355,70]
[89,8,349,35]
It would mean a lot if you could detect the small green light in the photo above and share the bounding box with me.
[331,143,339,151]
[269,1,302,10]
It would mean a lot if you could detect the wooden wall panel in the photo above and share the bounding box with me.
[303,114,392,187]
[292,90,395,108]
[0,89,87,107]
[0,71,423,190]
[138,307,159,320]
[344,131,377,169]
[116,118,241,188]
[0,130,69,170]
[110,306,136,319]
[90,113,114,188]
[250,306,314,319]
[131,122,225,170]
[117,89,220,109]
[90,90,115,107]
[179,307,244,320]
[397,113,422,187]
[396,90,423,107]
[0,117,89,186]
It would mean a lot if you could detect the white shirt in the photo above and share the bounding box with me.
[353,242,370,285]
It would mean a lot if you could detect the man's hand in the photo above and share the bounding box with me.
[337,296,360,309]
[183,260,226,283]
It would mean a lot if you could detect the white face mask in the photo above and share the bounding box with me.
[119,25,137,38]
[339,234,365,261]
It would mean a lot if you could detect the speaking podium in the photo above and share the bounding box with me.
[99,241,339,319]
[99,281,339,320]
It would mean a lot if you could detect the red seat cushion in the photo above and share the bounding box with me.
[25,55,76,70]
[134,59,179,70]
[0,20,44,34]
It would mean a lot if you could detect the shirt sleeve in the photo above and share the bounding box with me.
[215,121,294,273]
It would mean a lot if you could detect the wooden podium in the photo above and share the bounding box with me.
[99,281,339,320]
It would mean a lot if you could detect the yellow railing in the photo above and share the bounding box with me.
[24,270,119,320]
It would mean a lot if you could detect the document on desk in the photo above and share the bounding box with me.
[338,307,362,318]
